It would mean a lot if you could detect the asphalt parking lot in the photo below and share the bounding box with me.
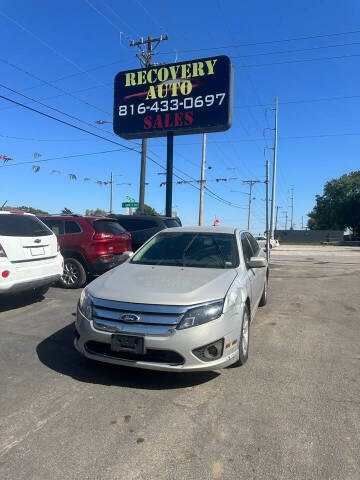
[0,245,359,480]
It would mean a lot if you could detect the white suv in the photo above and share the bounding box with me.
[0,211,63,296]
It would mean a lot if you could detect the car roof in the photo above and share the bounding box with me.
[111,214,178,221]
[39,215,116,222]
[0,211,34,216]
[161,226,246,234]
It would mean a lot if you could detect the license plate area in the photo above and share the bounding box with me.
[111,334,145,354]
[30,247,45,256]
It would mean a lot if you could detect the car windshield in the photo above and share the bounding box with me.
[131,232,239,268]
[0,214,52,237]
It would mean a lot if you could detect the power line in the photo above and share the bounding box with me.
[0,133,91,142]
[0,58,111,116]
[234,53,360,68]
[157,28,360,54]
[0,9,112,92]
[0,94,140,153]
[234,94,360,108]
[0,93,244,210]
[231,41,360,59]
[0,149,126,168]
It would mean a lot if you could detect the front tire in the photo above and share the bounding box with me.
[60,258,87,289]
[232,305,250,367]
[259,278,268,307]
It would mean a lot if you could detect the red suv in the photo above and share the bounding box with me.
[39,215,132,288]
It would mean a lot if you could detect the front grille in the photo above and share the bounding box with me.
[92,298,186,327]
[85,341,184,365]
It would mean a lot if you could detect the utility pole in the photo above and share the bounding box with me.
[301,215,304,230]
[290,185,295,229]
[198,134,207,225]
[265,160,270,263]
[275,205,281,233]
[270,96,278,239]
[284,211,288,230]
[110,171,114,214]
[243,180,262,231]
[130,34,168,214]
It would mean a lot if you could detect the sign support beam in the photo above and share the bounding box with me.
[165,132,174,217]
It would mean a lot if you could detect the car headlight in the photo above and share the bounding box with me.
[78,288,93,320]
[177,300,224,330]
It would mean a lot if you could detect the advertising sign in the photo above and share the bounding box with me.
[113,55,233,139]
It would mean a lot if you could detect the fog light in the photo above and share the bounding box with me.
[192,339,224,362]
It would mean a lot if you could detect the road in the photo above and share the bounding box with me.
[0,245,359,480]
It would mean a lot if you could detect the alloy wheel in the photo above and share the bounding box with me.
[62,261,80,286]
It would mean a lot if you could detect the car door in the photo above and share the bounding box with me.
[246,233,266,305]
[240,232,257,311]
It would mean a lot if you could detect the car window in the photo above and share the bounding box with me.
[246,233,260,255]
[131,232,239,268]
[164,218,181,228]
[64,220,82,234]
[93,220,127,235]
[241,233,253,263]
[42,219,64,235]
[118,218,158,231]
[0,214,53,237]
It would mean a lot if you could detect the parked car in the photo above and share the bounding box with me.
[109,214,182,251]
[0,211,63,296]
[254,236,280,249]
[75,227,268,372]
[39,215,132,289]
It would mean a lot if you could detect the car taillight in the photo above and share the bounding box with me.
[2,270,10,278]
[0,243,7,258]
[93,233,114,240]
[10,211,24,214]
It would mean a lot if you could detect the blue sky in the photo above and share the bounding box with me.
[0,0,359,232]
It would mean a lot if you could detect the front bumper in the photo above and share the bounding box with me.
[87,252,131,276]
[74,306,241,372]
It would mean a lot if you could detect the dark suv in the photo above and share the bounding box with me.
[39,215,132,288]
[109,214,182,251]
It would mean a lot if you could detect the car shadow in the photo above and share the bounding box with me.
[0,291,45,313]
[36,322,219,390]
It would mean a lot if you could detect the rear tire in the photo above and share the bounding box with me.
[259,278,268,307]
[231,305,250,367]
[33,285,50,297]
[60,258,87,289]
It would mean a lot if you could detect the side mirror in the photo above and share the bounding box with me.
[122,251,134,260]
[248,256,267,268]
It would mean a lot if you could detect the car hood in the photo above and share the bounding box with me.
[87,262,237,306]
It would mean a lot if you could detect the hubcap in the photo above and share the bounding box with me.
[242,313,249,354]
[62,262,79,285]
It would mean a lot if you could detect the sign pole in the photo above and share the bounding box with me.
[165,132,174,217]
[198,133,206,226]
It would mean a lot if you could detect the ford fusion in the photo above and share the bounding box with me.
[74,227,268,371]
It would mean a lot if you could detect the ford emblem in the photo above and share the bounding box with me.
[120,313,140,323]
[34,239,41,243]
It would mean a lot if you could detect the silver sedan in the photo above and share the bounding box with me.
[74,227,268,371]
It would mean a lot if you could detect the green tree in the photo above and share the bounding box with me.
[2,205,48,214]
[142,204,159,216]
[85,208,108,216]
[308,171,360,236]
[61,207,73,215]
